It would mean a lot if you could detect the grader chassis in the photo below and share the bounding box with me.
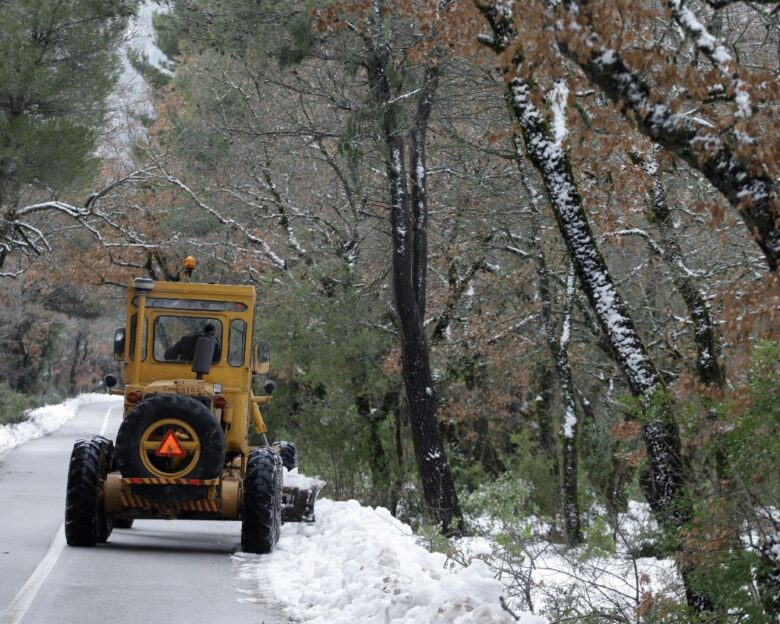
[64,267,320,553]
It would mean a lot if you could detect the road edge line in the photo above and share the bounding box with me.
[0,402,118,623]
[0,524,66,624]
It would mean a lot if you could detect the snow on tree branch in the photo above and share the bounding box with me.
[666,0,751,119]
[159,169,288,271]
[1,168,154,273]
[551,0,780,272]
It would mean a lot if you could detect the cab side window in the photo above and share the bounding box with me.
[228,319,247,367]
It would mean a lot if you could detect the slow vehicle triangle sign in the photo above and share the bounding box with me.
[155,429,186,457]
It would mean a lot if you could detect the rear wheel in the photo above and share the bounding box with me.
[65,436,113,546]
[241,447,282,554]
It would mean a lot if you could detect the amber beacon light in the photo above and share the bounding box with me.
[184,256,197,280]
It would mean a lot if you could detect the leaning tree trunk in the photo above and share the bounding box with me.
[515,144,582,545]
[507,72,704,612]
[476,2,709,612]
[365,8,464,535]
[552,0,779,272]
[631,149,725,388]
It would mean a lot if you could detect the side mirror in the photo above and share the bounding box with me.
[104,374,118,389]
[253,341,271,376]
[113,328,125,361]
[263,380,277,395]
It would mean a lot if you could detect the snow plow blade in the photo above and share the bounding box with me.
[281,472,325,523]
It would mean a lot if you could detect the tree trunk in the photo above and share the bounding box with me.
[758,530,780,620]
[365,9,464,534]
[557,265,582,546]
[631,149,725,387]
[476,4,709,610]
[516,145,582,545]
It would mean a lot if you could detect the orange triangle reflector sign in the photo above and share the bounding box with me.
[155,429,186,457]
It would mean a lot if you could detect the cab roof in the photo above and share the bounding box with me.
[128,279,256,305]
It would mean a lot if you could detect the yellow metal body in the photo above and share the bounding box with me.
[121,280,266,457]
[111,278,270,520]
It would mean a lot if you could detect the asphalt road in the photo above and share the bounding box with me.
[0,399,287,624]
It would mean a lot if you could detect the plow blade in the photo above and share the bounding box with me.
[281,471,325,523]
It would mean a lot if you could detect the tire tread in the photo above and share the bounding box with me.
[241,448,282,554]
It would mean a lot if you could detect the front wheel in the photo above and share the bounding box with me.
[65,436,113,546]
[272,440,297,471]
[241,447,282,554]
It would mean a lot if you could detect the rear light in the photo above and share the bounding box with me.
[214,396,228,409]
[126,391,142,404]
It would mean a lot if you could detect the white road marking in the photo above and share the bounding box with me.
[99,403,116,436]
[0,525,65,624]
[0,403,118,624]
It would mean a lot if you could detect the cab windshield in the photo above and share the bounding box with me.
[152,314,249,368]
[154,316,222,363]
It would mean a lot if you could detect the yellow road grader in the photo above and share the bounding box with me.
[64,262,320,553]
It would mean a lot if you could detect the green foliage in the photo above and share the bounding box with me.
[152,11,180,61]
[0,379,63,425]
[0,382,38,426]
[253,278,401,502]
[581,515,615,557]
[463,470,534,557]
[722,342,780,481]
[620,385,675,425]
[0,0,135,203]
[679,342,780,622]
[416,520,453,555]
[126,49,171,89]
[508,430,561,517]
[165,0,319,60]
[278,13,318,67]
[0,116,99,197]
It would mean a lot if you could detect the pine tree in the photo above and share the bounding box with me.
[0,0,136,216]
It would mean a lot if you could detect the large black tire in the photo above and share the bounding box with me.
[65,436,113,547]
[116,394,224,482]
[241,447,282,554]
[273,440,297,471]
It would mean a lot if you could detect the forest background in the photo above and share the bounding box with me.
[0,0,778,621]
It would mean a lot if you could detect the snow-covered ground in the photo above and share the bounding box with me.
[4,395,536,622]
[0,394,119,457]
[454,503,679,620]
[104,1,170,159]
[237,495,544,624]
[3,395,677,623]
[235,491,678,623]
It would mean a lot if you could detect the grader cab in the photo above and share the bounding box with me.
[64,264,321,553]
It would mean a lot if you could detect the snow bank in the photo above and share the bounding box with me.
[236,498,544,624]
[0,393,119,456]
[283,467,326,492]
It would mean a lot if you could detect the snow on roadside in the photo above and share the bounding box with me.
[235,498,544,624]
[457,502,678,619]
[0,393,120,456]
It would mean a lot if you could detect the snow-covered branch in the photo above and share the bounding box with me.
[1,168,153,272]
[551,0,780,271]
[666,0,751,118]
[158,169,288,271]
